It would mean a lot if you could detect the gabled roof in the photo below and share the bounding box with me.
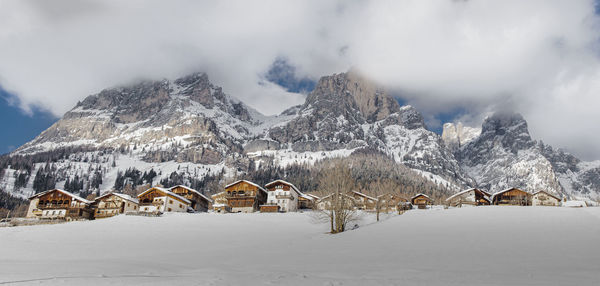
[532,190,561,201]
[317,193,355,202]
[137,187,191,205]
[490,188,530,200]
[350,191,377,201]
[411,193,431,200]
[169,185,212,203]
[445,188,490,202]
[264,179,301,196]
[304,193,320,200]
[224,180,267,194]
[95,192,139,204]
[29,189,92,204]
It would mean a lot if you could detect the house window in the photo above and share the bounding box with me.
[168,208,172,212]
[179,204,183,208]
[169,200,173,204]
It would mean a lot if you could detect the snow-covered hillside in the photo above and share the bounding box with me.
[1,207,599,285]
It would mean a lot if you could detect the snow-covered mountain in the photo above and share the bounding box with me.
[443,112,600,198]
[1,71,598,200]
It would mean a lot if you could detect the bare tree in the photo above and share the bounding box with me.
[313,162,360,233]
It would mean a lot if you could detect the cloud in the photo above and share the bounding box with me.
[1,0,600,160]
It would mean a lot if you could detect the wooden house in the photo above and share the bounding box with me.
[377,194,409,213]
[491,188,531,206]
[315,193,357,210]
[531,191,561,206]
[299,193,319,209]
[169,185,212,212]
[26,189,93,220]
[446,188,491,207]
[94,192,139,219]
[211,191,230,213]
[262,180,302,212]
[350,191,378,211]
[137,187,191,213]
[224,180,267,213]
[411,194,433,209]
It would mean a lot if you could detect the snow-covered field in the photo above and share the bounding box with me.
[1,207,600,285]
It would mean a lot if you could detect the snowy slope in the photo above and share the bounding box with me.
[1,207,600,285]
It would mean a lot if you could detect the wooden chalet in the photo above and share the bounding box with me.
[169,185,212,212]
[224,180,267,213]
[491,188,531,206]
[446,188,491,207]
[377,194,409,213]
[531,191,561,206]
[26,189,93,220]
[211,191,230,213]
[137,187,191,213]
[93,192,139,219]
[411,194,433,209]
[299,193,319,209]
[315,193,357,210]
[350,191,378,211]
[262,180,302,212]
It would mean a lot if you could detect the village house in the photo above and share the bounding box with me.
[411,194,433,209]
[531,190,561,206]
[491,188,531,206]
[261,180,302,212]
[94,192,139,219]
[299,193,319,209]
[350,191,378,211]
[315,193,357,210]
[169,185,212,212]
[137,187,191,213]
[26,189,93,220]
[377,194,409,213]
[224,180,267,213]
[211,191,230,213]
[446,188,491,207]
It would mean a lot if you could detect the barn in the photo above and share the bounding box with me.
[411,194,432,209]
[531,191,561,206]
[446,188,491,207]
[491,188,531,206]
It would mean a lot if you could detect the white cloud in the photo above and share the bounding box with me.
[1,0,600,159]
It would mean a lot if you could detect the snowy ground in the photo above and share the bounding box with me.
[1,207,600,285]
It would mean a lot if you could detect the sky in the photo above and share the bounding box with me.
[1,0,600,160]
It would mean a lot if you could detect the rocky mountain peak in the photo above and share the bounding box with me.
[441,122,481,151]
[304,70,400,123]
[477,111,534,154]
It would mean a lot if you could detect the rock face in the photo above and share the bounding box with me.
[3,70,599,200]
[442,122,480,152]
[15,72,273,164]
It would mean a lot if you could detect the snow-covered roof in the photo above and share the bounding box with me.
[264,179,301,196]
[445,188,489,202]
[169,185,212,203]
[531,190,561,201]
[411,193,431,200]
[351,191,377,201]
[490,188,529,200]
[29,189,92,204]
[96,192,139,204]
[224,180,267,194]
[138,187,191,205]
[304,193,320,200]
